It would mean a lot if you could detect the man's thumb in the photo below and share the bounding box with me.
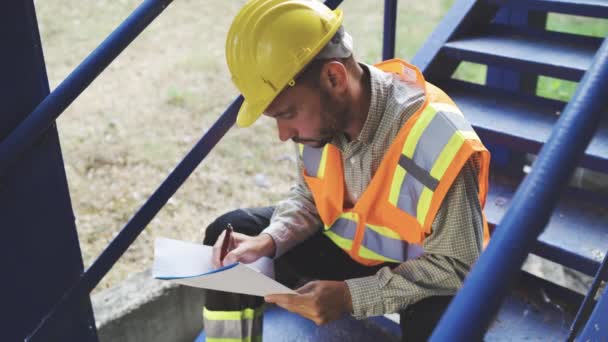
[222,247,243,265]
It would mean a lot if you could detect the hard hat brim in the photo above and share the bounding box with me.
[231,7,344,128]
[236,98,267,128]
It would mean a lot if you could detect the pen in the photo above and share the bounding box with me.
[220,223,234,265]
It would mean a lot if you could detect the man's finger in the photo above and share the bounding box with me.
[211,230,226,268]
[267,295,315,319]
[264,294,294,305]
[222,249,239,266]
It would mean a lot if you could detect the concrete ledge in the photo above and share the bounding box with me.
[92,269,205,342]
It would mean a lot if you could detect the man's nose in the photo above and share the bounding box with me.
[277,120,296,142]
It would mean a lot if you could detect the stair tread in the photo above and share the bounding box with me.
[444,80,608,171]
[443,30,599,80]
[485,271,581,341]
[195,273,581,341]
[489,0,608,18]
[486,175,608,276]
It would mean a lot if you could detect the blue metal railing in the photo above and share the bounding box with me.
[567,252,608,341]
[19,1,345,340]
[382,0,398,60]
[431,36,608,341]
[15,0,605,339]
[0,0,174,175]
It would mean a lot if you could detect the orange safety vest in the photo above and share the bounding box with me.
[299,59,491,266]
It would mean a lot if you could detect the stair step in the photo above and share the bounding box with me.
[485,271,583,341]
[443,26,601,81]
[195,305,402,342]
[443,80,608,172]
[577,279,608,341]
[489,0,608,19]
[486,174,608,276]
[194,272,582,341]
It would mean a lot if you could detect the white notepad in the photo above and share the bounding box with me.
[152,237,295,297]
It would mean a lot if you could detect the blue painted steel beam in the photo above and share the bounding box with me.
[382,0,397,60]
[25,1,344,339]
[577,286,608,341]
[1,1,97,340]
[430,36,608,341]
[567,253,608,341]
[0,0,174,175]
[324,0,344,11]
[26,96,242,341]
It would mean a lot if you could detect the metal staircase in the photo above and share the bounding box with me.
[2,0,607,340]
[414,0,608,279]
[411,0,608,340]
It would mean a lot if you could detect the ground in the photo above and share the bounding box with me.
[35,0,605,293]
[35,0,457,292]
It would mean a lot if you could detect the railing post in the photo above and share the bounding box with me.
[1,1,97,341]
[567,253,608,341]
[383,0,398,60]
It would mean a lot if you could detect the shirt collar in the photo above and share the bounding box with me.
[356,63,391,144]
[330,63,392,150]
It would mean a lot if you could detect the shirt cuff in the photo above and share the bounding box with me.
[262,222,294,258]
[345,275,385,319]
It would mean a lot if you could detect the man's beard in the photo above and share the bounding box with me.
[292,88,349,148]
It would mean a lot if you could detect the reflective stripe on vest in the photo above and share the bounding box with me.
[322,213,425,263]
[323,213,357,251]
[300,143,328,178]
[359,223,424,262]
[203,307,263,342]
[389,103,480,226]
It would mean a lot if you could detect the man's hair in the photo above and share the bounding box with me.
[294,25,355,87]
[295,55,357,87]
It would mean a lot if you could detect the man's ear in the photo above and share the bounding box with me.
[320,61,348,95]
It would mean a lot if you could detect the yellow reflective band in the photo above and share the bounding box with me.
[416,187,434,226]
[429,102,463,117]
[324,230,353,250]
[367,223,402,240]
[206,337,262,342]
[339,211,359,221]
[358,245,400,263]
[430,132,466,180]
[298,143,304,156]
[389,165,406,206]
[203,307,263,321]
[317,146,328,179]
[402,106,437,158]
[417,132,467,226]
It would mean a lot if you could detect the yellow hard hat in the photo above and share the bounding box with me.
[226,0,344,127]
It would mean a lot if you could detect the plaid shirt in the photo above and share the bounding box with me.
[264,64,484,319]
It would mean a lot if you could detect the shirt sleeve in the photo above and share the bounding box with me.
[262,143,323,258]
[345,159,484,319]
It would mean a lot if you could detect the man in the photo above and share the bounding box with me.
[202,1,490,341]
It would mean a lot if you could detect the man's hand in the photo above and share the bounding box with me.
[212,231,276,268]
[265,281,353,325]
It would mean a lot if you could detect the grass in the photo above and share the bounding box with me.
[36,1,605,293]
